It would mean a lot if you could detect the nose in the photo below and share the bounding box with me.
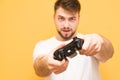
[64,20,70,28]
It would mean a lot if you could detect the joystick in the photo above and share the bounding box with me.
[54,37,84,61]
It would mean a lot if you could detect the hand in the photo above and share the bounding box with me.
[80,34,103,56]
[47,44,69,74]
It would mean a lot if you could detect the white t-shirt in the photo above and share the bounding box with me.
[33,33,101,80]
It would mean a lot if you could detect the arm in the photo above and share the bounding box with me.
[80,34,114,62]
[33,44,69,77]
[94,35,114,62]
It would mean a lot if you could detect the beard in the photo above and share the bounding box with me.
[57,30,75,40]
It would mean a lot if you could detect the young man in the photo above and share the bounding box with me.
[33,0,114,80]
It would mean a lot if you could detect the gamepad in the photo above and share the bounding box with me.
[54,37,84,61]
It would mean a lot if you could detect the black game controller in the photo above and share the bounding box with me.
[54,37,84,61]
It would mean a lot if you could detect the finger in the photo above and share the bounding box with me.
[82,40,90,50]
[85,39,97,55]
[81,38,92,55]
[49,59,68,74]
[86,43,101,56]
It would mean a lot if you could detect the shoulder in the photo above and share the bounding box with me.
[33,37,57,54]
[35,37,56,46]
[33,37,56,60]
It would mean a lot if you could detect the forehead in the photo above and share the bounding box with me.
[55,7,79,18]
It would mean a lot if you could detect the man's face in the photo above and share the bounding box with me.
[54,7,80,40]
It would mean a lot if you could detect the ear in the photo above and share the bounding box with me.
[53,13,56,23]
[78,13,80,18]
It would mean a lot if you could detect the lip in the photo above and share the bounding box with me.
[62,29,71,34]
[62,29,70,32]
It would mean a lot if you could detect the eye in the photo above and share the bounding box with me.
[69,17,76,22]
[58,16,65,21]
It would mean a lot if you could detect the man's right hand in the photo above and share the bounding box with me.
[47,44,69,74]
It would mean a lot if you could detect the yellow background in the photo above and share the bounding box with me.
[0,0,120,80]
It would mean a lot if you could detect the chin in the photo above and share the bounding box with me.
[58,31,76,40]
[62,35,73,40]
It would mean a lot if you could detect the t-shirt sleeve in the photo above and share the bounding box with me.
[33,41,45,61]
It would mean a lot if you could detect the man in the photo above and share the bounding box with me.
[33,0,114,80]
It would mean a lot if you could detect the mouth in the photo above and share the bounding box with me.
[62,29,71,34]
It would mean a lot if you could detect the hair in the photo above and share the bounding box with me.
[54,0,81,13]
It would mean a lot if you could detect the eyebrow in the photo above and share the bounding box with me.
[58,15,76,18]
[58,15,64,18]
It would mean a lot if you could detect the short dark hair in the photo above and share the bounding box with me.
[54,0,81,13]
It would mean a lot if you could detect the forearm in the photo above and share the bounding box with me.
[94,37,114,62]
[33,55,52,77]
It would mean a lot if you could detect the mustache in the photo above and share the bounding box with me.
[61,28,71,31]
